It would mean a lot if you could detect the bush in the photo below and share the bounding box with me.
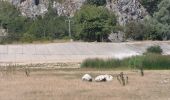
[21,33,35,43]
[124,21,145,40]
[145,45,163,54]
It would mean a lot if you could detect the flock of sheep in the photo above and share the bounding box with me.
[82,72,129,86]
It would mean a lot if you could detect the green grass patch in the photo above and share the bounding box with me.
[81,54,170,70]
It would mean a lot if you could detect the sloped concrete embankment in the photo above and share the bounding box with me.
[0,41,170,68]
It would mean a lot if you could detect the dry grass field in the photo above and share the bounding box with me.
[0,69,170,100]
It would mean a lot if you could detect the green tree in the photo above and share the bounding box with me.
[0,1,28,41]
[125,21,145,40]
[125,18,164,40]
[154,0,170,25]
[0,1,68,43]
[140,0,161,16]
[74,5,117,42]
[26,5,68,40]
[123,0,170,41]
[153,0,170,39]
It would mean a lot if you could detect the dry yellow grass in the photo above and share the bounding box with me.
[0,70,170,100]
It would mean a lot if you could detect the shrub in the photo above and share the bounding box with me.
[145,45,163,54]
[21,33,35,43]
[124,21,145,40]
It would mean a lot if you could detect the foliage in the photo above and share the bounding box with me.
[0,1,28,42]
[1,0,170,42]
[124,17,169,41]
[125,0,170,41]
[85,0,107,6]
[154,0,170,25]
[140,0,162,16]
[145,45,163,54]
[141,54,170,69]
[81,58,122,69]
[74,5,117,42]
[124,21,146,40]
[26,15,67,41]
[152,0,170,40]
[0,1,68,43]
[81,54,170,70]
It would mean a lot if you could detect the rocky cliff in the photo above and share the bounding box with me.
[7,0,147,25]
[106,0,148,26]
[52,0,85,17]
[7,0,85,18]
[8,0,49,18]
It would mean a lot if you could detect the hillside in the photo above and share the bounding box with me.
[0,0,169,42]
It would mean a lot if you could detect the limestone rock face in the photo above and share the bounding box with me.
[8,0,49,18]
[53,0,86,17]
[7,0,85,18]
[0,28,7,36]
[0,27,7,42]
[106,0,148,26]
[108,31,125,42]
[7,0,148,24]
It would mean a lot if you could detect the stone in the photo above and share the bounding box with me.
[6,0,148,24]
[95,74,113,82]
[0,27,7,37]
[106,0,148,26]
[52,0,85,17]
[108,31,125,42]
[6,0,85,18]
[82,74,92,82]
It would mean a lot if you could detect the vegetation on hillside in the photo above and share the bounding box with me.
[0,0,170,43]
[140,0,162,16]
[74,5,117,42]
[0,1,68,43]
[126,0,170,40]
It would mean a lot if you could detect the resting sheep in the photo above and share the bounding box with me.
[95,74,113,82]
[82,74,92,82]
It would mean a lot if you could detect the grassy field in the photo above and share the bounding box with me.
[0,69,170,100]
